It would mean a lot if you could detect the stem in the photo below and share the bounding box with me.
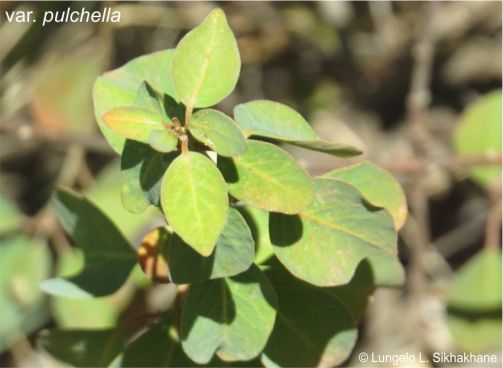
[184,105,193,128]
[180,135,189,155]
[485,184,502,250]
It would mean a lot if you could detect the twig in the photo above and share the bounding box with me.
[485,184,502,250]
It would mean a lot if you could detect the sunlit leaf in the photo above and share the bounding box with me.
[102,106,168,144]
[39,329,125,367]
[189,109,247,157]
[181,265,277,364]
[93,50,178,153]
[40,189,136,298]
[172,9,240,108]
[324,161,408,229]
[269,178,404,287]
[161,152,229,256]
[454,90,502,188]
[234,100,361,156]
[447,314,501,353]
[218,140,314,214]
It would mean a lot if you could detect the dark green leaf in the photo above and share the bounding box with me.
[218,140,314,214]
[40,189,136,298]
[261,261,374,367]
[121,141,177,214]
[122,317,193,367]
[269,178,404,287]
[237,205,274,265]
[324,161,408,229]
[181,265,278,364]
[234,100,361,156]
[189,109,247,157]
[172,9,240,108]
[93,49,178,153]
[39,329,125,367]
[161,152,229,256]
[166,208,254,283]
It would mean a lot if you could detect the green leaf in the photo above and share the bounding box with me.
[189,109,247,157]
[447,313,502,353]
[122,317,193,367]
[324,161,408,229]
[39,329,125,367]
[148,129,178,153]
[169,208,254,283]
[172,9,240,108]
[121,141,178,214]
[102,106,168,144]
[447,248,502,311]
[51,250,132,329]
[93,49,178,153]
[85,161,159,240]
[40,189,137,298]
[261,261,374,367]
[0,235,51,352]
[161,152,229,256]
[0,192,22,233]
[138,208,254,284]
[181,265,278,364]
[269,178,404,287]
[135,81,169,121]
[237,205,274,265]
[234,100,362,156]
[454,90,502,188]
[218,140,314,214]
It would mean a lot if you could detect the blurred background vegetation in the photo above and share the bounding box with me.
[0,1,501,367]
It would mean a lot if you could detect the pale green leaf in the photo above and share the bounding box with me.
[234,100,362,156]
[172,9,240,108]
[102,106,166,143]
[189,109,247,157]
[181,265,278,364]
[261,261,374,367]
[454,90,502,188]
[269,178,404,287]
[148,129,178,153]
[218,140,314,214]
[447,248,502,311]
[447,314,502,353]
[324,161,408,229]
[39,329,125,367]
[160,152,229,256]
[121,141,178,214]
[40,189,137,298]
[93,50,178,153]
[0,192,22,233]
[135,81,170,122]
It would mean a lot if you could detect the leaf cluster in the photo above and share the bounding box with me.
[40,9,408,367]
